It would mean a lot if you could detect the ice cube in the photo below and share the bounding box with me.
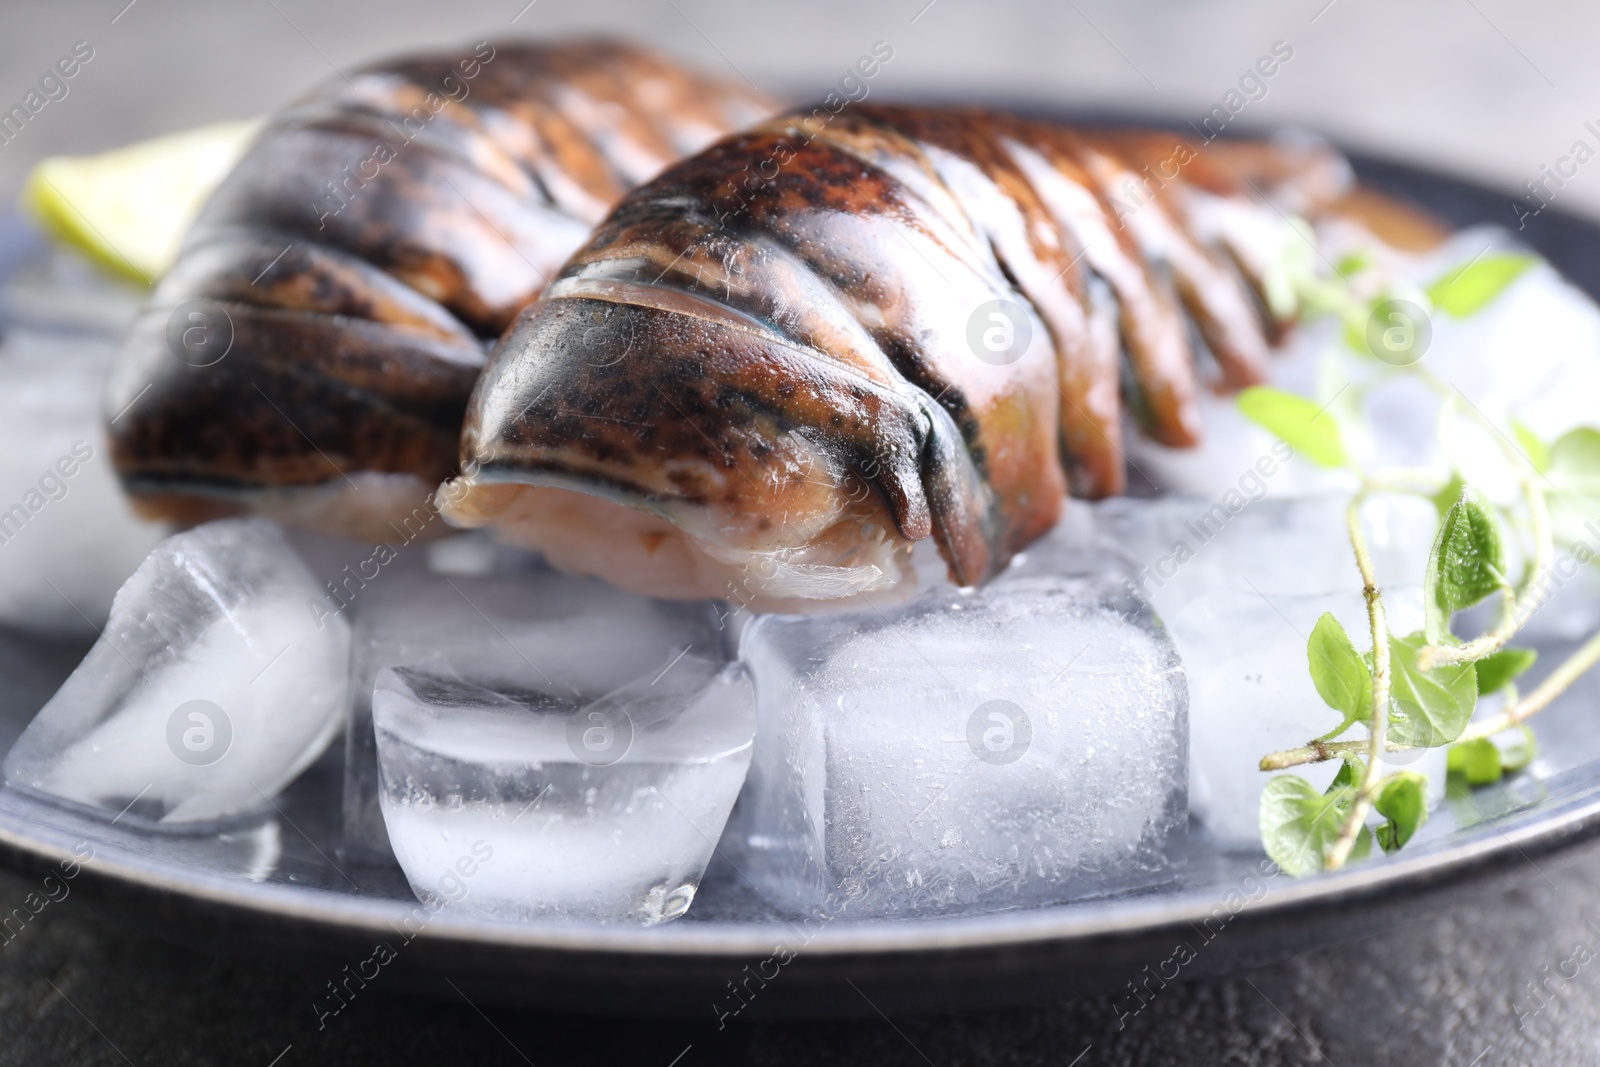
[1172,584,1445,849]
[0,328,170,634]
[1129,229,1600,502]
[1425,232,1600,449]
[727,575,1187,918]
[372,654,754,924]
[342,568,731,855]
[1005,492,1436,614]
[3,518,350,823]
[1005,497,1454,849]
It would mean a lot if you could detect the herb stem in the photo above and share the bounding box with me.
[1265,626,1600,770]
[1408,366,1554,670]
[1259,737,1412,771]
[1363,469,1446,495]
[1458,627,1600,742]
[1327,494,1392,870]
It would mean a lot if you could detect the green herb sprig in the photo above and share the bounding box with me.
[1245,243,1600,875]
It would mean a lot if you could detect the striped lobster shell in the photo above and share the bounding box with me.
[105,39,770,540]
[444,105,1441,605]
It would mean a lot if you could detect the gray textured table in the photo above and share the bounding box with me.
[2,845,1598,1066]
[3,1,1600,1062]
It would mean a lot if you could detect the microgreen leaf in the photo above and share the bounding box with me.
[1510,418,1550,474]
[1262,217,1317,321]
[1429,472,1466,522]
[1308,613,1373,740]
[1545,427,1600,551]
[1336,250,1374,278]
[1423,488,1506,644]
[1259,774,1372,877]
[1474,647,1537,696]
[1237,386,1348,468]
[1447,737,1503,786]
[1374,772,1428,852]
[1447,726,1538,787]
[1387,631,1478,747]
[1549,427,1600,468]
[1425,253,1536,317]
[1328,757,1362,793]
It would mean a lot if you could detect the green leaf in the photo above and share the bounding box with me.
[1336,250,1374,278]
[1497,724,1537,773]
[1308,613,1373,739]
[1387,631,1478,748]
[1342,317,1367,356]
[1510,418,1550,474]
[1429,472,1465,522]
[1262,217,1317,322]
[1327,758,1362,793]
[1549,427,1600,469]
[1425,253,1536,317]
[1447,737,1503,786]
[1423,489,1506,644]
[1259,775,1372,877]
[1545,427,1600,551]
[1548,427,1600,472]
[1237,386,1348,469]
[1374,772,1428,852]
[1447,726,1538,788]
[1474,647,1537,696]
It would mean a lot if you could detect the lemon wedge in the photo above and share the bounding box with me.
[20,119,261,284]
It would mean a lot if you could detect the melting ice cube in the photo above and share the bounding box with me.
[727,575,1187,919]
[1007,493,1436,614]
[373,654,754,924]
[1012,502,1447,850]
[3,519,350,824]
[1171,585,1445,849]
[343,568,730,855]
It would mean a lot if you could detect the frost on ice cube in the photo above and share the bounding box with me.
[1006,493,1435,615]
[1012,504,1447,850]
[1421,233,1600,450]
[3,519,350,824]
[373,653,754,924]
[343,569,730,855]
[1173,585,1444,849]
[0,329,169,634]
[727,576,1187,919]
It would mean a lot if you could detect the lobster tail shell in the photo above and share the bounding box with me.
[106,39,770,540]
[450,106,1442,602]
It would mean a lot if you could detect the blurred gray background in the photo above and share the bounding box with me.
[0,0,1594,223]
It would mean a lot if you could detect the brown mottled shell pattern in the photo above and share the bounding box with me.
[461,104,1441,587]
[105,39,771,514]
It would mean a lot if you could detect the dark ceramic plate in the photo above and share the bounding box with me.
[0,146,1594,1020]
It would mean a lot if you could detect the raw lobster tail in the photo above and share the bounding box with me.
[446,105,1440,604]
[105,39,770,540]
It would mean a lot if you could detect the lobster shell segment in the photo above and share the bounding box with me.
[447,105,1441,605]
[105,39,770,541]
